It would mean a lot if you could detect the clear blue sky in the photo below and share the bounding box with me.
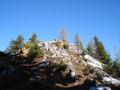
[0,0,120,59]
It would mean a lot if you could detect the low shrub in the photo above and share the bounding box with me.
[54,40,61,48]
[63,43,69,49]
[78,58,82,63]
[28,44,44,58]
[83,65,90,75]
[24,41,33,49]
[96,72,103,81]
[56,61,68,72]
[83,65,95,75]
[89,68,95,74]
[103,63,115,75]
[113,61,120,72]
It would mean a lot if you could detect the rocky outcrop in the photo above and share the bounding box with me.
[84,55,103,69]
[38,41,82,58]
[22,47,29,56]
[103,77,120,87]
[2,40,120,90]
[67,62,76,77]
[37,40,120,88]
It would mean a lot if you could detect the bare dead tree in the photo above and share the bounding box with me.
[58,28,69,42]
[114,45,120,62]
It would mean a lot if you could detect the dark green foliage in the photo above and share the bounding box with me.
[16,35,24,49]
[63,43,69,49]
[83,65,95,75]
[98,42,110,64]
[56,61,68,72]
[96,72,103,81]
[6,35,24,53]
[103,63,115,75]
[94,36,111,64]
[89,68,95,74]
[113,60,120,72]
[81,50,87,56]
[8,40,17,53]
[28,44,44,58]
[111,45,120,77]
[94,36,100,57]
[103,61,120,78]
[29,33,37,43]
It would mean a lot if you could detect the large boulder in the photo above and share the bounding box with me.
[22,47,29,56]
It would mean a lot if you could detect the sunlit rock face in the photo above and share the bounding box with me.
[38,40,82,59]
[22,47,29,56]
[39,40,103,69]
[84,55,103,69]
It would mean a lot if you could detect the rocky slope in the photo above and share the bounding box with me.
[0,40,120,90]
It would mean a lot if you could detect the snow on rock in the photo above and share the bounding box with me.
[38,61,50,67]
[70,69,76,77]
[103,77,120,87]
[68,62,76,77]
[84,55,103,69]
[89,86,111,90]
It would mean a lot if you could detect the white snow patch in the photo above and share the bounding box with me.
[103,77,120,86]
[89,86,111,90]
[68,62,76,77]
[84,55,103,69]
[38,61,50,67]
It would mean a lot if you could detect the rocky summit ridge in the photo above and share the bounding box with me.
[0,40,120,90]
[37,40,120,89]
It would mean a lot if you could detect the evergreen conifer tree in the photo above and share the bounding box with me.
[74,33,84,51]
[29,33,37,43]
[6,35,24,53]
[16,35,24,50]
[94,35,110,64]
